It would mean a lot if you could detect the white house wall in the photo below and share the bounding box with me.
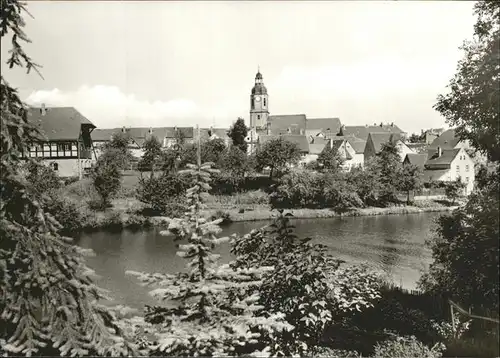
[43,158,93,178]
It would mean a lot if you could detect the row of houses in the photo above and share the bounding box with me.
[25,105,477,195]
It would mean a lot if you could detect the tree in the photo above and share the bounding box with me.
[323,173,364,217]
[317,145,345,172]
[408,133,423,143]
[420,1,500,323]
[136,171,188,216]
[347,163,380,206]
[138,135,162,172]
[444,179,465,205]
[374,139,403,206]
[216,146,250,193]
[255,137,302,179]
[434,2,500,162]
[102,131,134,170]
[398,164,424,204]
[0,1,134,355]
[91,157,122,209]
[419,168,499,313]
[127,158,292,355]
[227,117,248,153]
[201,138,226,165]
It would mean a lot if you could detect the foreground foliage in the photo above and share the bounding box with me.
[1,1,137,355]
[230,211,382,355]
[127,160,293,356]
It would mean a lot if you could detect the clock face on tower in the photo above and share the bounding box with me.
[255,96,261,102]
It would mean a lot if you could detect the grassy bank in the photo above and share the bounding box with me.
[59,178,459,232]
[204,203,458,223]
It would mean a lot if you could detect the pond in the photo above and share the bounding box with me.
[76,212,442,309]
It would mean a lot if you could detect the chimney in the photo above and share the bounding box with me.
[266,122,271,135]
[437,146,442,157]
[365,124,369,128]
[380,122,383,127]
[121,126,126,133]
[149,127,153,135]
[391,122,394,127]
[40,103,46,116]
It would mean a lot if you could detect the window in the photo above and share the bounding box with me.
[465,177,469,182]
[50,162,58,171]
[456,165,460,172]
[264,98,266,106]
[465,165,469,172]
[257,115,261,120]
[57,143,71,152]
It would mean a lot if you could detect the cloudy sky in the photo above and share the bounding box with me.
[1,1,476,133]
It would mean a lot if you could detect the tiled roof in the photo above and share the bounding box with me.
[308,142,328,155]
[404,153,427,168]
[92,126,195,146]
[259,134,310,152]
[346,137,367,154]
[268,114,307,135]
[341,124,404,141]
[367,132,403,153]
[199,127,229,142]
[306,117,342,134]
[164,127,194,138]
[425,148,461,168]
[91,128,117,142]
[28,106,95,141]
[429,128,460,149]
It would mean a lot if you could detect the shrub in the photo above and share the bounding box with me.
[444,180,465,204]
[23,160,62,194]
[91,159,121,209]
[210,171,244,195]
[231,211,382,355]
[62,176,79,186]
[43,194,90,235]
[269,169,325,208]
[210,210,232,225]
[373,335,445,358]
[136,172,189,215]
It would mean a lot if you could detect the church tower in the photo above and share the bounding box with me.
[250,69,269,130]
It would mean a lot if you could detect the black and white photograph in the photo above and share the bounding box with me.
[1,0,498,356]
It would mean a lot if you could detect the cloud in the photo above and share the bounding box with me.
[26,85,203,128]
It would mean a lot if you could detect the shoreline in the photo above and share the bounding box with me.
[72,203,458,236]
[205,204,458,223]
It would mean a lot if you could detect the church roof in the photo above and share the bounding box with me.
[306,117,342,134]
[268,114,307,135]
[252,84,267,95]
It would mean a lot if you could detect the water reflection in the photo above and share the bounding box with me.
[77,212,441,309]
